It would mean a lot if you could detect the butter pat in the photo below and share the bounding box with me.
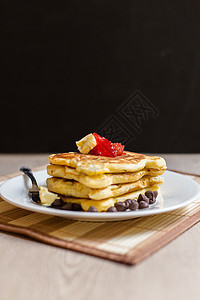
[76,133,97,154]
[39,186,59,206]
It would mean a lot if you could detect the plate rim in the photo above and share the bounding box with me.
[0,169,200,221]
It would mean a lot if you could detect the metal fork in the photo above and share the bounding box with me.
[20,167,41,203]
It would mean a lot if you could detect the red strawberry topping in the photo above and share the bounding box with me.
[89,133,125,157]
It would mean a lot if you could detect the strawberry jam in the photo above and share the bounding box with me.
[89,133,124,157]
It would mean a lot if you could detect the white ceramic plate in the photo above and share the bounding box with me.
[0,170,200,221]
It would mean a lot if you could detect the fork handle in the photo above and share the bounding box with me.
[20,167,38,187]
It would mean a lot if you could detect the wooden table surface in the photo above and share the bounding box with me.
[0,154,200,300]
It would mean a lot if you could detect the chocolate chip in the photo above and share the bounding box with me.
[125,199,133,204]
[115,202,127,211]
[125,199,133,208]
[145,190,158,204]
[51,198,64,208]
[138,194,149,204]
[106,206,117,212]
[145,191,154,200]
[87,206,98,212]
[129,200,139,211]
[62,202,73,210]
[139,201,149,209]
[153,190,158,198]
[149,198,156,204]
[72,203,82,211]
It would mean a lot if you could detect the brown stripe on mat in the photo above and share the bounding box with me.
[0,167,199,265]
[1,207,32,220]
[28,217,76,234]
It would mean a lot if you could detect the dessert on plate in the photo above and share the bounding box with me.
[40,133,166,212]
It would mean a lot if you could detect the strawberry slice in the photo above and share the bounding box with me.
[89,133,125,157]
[112,143,125,156]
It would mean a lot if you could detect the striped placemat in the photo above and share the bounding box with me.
[0,168,200,265]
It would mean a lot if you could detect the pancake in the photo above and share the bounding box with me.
[59,186,161,212]
[46,176,163,200]
[47,164,165,188]
[48,151,166,176]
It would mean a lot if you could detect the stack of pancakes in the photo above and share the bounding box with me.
[46,151,166,212]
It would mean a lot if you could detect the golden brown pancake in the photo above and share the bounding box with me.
[46,176,163,200]
[47,164,165,188]
[49,151,166,176]
[59,186,161,212]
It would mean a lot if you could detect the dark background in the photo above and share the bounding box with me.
[1,1,200,153]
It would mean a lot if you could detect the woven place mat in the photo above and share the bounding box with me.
[0,167,200,265]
